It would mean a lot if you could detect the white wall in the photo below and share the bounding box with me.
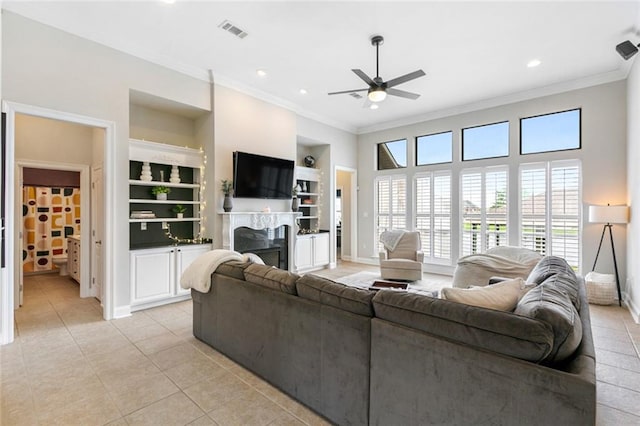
[3,12,211,311]
[129,104,199,149]
[16,114,94,164]
[627,58,640,321]
[358,81,627,278]
[210,83,298,246]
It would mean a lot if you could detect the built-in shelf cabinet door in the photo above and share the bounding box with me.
[313,233,330,266]
[130,248,174,305]
[175,245,211,296]
[295,233,329,272]
[295,236,314,270]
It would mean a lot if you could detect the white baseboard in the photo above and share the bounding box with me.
[340,255,353,262]
[329,262,337,269]
[623,291,640,324]
[355,257,379,266]
[113,305,132,319]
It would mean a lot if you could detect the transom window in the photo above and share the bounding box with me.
[416,131,453,166]
[520,109,581,155]
[462,121,509,161]
[377,139,407,170]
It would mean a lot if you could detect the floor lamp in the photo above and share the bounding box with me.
[589,204,629,306]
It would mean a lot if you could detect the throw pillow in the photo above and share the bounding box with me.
[441,277,527,311]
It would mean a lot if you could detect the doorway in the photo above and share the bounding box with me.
[334,167,357,264]
[17,162,89,307]
[1,102,116,345]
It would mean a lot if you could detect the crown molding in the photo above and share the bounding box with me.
[356,69,628,135]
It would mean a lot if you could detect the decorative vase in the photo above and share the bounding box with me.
[291,197,299,212]
[223,194,233,212]
[302,181,308,192]
[170,165,181,183]
[176,213,184,219]
[156,193,167,201]
[140,162,152,181]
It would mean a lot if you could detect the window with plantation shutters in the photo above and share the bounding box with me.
[519,161,581,270]
[460,167,508,256]
[375,175,407,253]
[415,172,451,263]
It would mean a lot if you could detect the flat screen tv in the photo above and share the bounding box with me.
[233,151,294,199]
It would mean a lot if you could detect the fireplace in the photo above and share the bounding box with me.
[234,226,288,270]
[221,212,300,272]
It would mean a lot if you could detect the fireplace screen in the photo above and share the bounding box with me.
[234,226,288,270]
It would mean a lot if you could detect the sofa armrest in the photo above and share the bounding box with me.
[379,251,388,260]
[416,251,424,263]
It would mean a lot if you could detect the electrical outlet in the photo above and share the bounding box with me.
[140,222,147,231]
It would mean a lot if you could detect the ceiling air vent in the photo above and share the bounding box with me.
[349,93,363,99]
[219,20,248,39]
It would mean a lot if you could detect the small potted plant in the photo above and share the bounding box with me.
[291,185,299,212]
[172,204,187,219]
[151,186,171,200]
[221,179,233,212]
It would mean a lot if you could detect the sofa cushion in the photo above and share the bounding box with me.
[296,274,375,317]
[243,264,299,295]
[514,280,583,364]
[526,256,577,285]
[441,278,528,312]
[372,290,553,362]
[215,260,252,280]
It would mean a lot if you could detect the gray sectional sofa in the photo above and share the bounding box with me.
[192,256,595,426]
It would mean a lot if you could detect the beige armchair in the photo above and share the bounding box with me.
[379,230,424,281]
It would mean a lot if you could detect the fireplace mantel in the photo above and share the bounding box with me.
[221,212,301,272]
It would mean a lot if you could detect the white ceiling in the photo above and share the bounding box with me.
[4,1,639,134]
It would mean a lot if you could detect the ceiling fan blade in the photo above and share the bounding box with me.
[352,69,375,86]
[386,88,421,100]
[385,70,426,88]
[328,88,368,95]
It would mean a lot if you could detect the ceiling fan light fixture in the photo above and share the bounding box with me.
[368,87,387,102]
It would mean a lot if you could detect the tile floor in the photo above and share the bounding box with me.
[1,263,639,425]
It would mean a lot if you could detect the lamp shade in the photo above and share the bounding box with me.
[588,205,629,224]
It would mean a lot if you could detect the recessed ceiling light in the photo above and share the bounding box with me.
[527,59,541,68]
[256,69,267,77]
[299,89,307,95]
[162,0,176,4]
[370,104,379,110]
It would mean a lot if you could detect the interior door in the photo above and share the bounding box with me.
[91,166,103,301]
[17,166,23,306]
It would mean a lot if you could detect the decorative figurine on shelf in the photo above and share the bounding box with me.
[159,170,165,182]
[302,181,308,193]
[292,186,299,212]
[169,165,181,183]
[140,162,152,181]
[172,204,187,219]
[151,186,170,200]
[221,179,233,212]
[304,155,316,168]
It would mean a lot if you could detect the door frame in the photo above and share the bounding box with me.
[1,101,116,345]
[16,160,91,301]
[333,166,357,263]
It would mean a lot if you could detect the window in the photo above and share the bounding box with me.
[460,167,508,256]
[416,131,453,165]
[375,175,407,252]
[462,121,509,161]
[520,161,581,270]
[377,139,407,170]
[521,109,581,154]
[415,172,451,262]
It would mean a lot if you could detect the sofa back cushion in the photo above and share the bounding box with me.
[372,290,553,362]
[514,279,582,364]
[215,260,252,280]
[243,264,299,295]
[526,256,577,285]
[296,274,375,317]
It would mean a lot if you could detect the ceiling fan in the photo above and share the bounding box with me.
[328,35,426,104]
